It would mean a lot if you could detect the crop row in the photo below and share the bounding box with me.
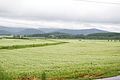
[0,42,68,50]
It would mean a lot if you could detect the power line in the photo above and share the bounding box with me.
[76,0,120,5]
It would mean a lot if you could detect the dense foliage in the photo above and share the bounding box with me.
[24,32,120,40]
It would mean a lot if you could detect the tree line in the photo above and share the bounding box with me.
[23,32,120,40]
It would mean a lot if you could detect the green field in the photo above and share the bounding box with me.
[0,39,57,46]
[0,39,120,80]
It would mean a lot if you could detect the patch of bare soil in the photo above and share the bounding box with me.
[118,71,120,73]
[74,74,103,78]
[15,74,103,80]
[46,78,65,80]
[15,78,39,80]
[15,78,65,80]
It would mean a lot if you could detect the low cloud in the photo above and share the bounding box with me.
[0,0,120,32]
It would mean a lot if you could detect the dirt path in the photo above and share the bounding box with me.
[94,76,120,80]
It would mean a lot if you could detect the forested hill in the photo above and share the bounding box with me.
[86,33,120,39]
[25,32,120,40]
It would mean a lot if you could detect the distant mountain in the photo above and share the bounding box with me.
[0,26,26,33]
[0,26,44,35]
[0,30,12,35]
[17,29,44,35]
[55,28,109,35]
[38,28,109,34]
[38,28,63,33]
[0,26,110,35]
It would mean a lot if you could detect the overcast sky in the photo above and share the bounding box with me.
[0,0,120,32]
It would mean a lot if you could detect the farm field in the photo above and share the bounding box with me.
[0,39,57,46]
[0,39,120,80]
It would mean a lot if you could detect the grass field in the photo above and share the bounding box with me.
[0,39,120,80]
[0,39,57,46]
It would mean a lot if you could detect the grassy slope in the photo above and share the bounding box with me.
[0,39,67,49]
[0,67,12,80]
[0,39,120,80]
[0,39,55,46]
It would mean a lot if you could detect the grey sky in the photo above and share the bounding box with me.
[0,0,120,32]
